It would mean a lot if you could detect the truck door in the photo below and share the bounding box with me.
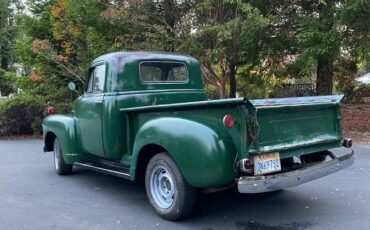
[75,63,106,157]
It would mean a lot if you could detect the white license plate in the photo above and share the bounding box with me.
[254,153,281,175]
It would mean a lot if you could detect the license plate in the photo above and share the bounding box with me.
[254,153,281,175]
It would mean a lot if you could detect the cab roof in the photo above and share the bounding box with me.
[92,51,198,64]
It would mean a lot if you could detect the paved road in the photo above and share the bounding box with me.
[0,140,369,230]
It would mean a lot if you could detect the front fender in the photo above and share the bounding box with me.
[130,117,237,188]
[42,115,83,164]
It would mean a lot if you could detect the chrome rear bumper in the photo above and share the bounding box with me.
[237,150,354,193]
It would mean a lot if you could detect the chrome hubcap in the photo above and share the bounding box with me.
[53,140,59,171]
[150,166,175,209]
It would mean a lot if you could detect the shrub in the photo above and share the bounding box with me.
[237,74,287,99]
[334,58,370,104]
[0,69,17,96]
[0,94,45,135]
[337,74,370,104]
[0,77,76,136]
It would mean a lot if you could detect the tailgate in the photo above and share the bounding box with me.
[247,95,343,156]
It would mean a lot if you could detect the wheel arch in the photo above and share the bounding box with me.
[44,131,56,151]
[134,144,168,183]
[129,117,237,188]
[42,115,83,164]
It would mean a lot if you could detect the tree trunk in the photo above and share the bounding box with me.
[163,0,175,52]
[229,65,236,98]
[219,78,226,99]
[316,0,335,96]
[316,57,333,95]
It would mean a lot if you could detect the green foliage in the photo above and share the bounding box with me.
[285,55,317,80]
[340,0,370,71]
[249,0,370,95]
[0,0,18,70]
[204,84,221,100]
[237,71,287,99]
[0,76,75,136]
[185,0,268,98]
[0,69,16,96]
[237,75,269,99]
[0,93,44,135]
[335,58,370,103]
[16,77,75,113]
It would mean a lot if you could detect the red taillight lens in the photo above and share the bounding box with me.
[48,107,57,115]
[223,114,235,128]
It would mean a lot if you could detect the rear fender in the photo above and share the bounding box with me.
[42,115,83,164]
[130,117,237,188]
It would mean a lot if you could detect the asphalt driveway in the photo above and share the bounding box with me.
[0,140,369,230]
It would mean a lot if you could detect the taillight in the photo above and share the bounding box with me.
[244,160,252,169]
[240,159,252,173]
[48,107,57,115]
[223,114,235,128]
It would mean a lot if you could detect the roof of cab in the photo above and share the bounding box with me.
[92,51,198,64]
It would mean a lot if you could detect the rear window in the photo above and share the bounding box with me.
[140,62,188,83]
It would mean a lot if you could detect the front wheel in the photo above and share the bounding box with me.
[145,153,197,220]
[53,138,73,175]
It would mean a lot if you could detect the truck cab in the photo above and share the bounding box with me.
[76,52,205,161]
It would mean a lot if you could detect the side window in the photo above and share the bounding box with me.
[93,65,106,93]
[86,70,94,93]
[86,64,106,93]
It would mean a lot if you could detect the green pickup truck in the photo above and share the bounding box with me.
[43,51,354,220]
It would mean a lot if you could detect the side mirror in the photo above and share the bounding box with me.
[68,82,76,91]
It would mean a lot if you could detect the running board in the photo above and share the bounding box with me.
[74,162,131,179]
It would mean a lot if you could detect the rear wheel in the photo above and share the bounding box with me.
[145,153,197,220]
[53,138,72,175]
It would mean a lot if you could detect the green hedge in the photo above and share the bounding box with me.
[0,78,75,136]
[0,94,45,135]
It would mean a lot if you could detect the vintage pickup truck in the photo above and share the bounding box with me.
[43,51,354,220]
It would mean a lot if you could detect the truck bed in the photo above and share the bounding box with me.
[120,95,344,160]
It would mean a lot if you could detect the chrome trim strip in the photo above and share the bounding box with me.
[248,137,341,154]
[74,162,130,179]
